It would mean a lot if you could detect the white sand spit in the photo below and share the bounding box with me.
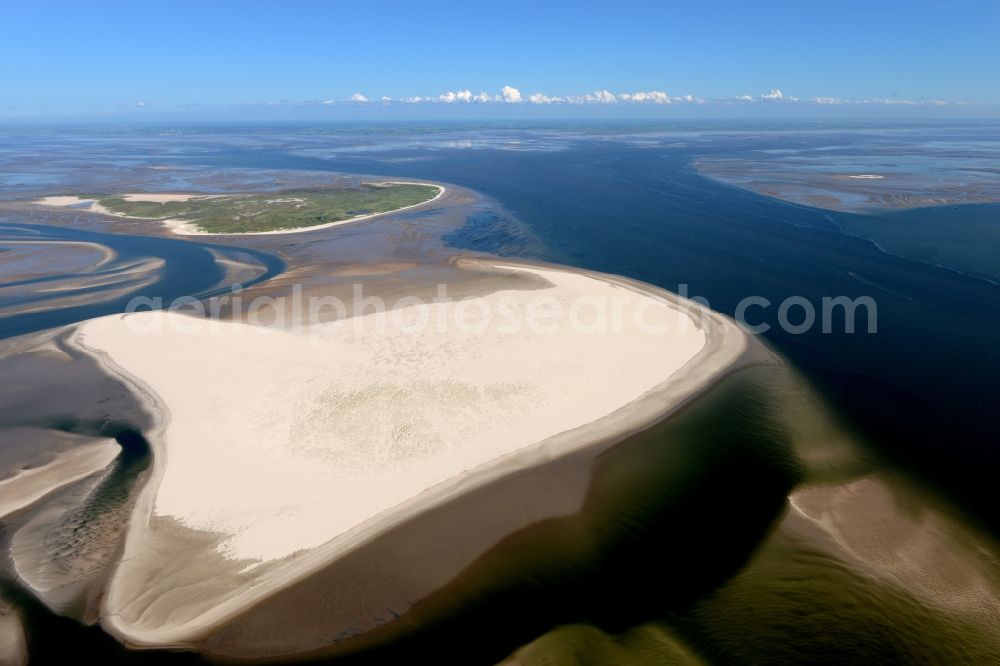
[34,195,95,207]
[32,195,117,215]
[0,438,121,519]
[119,193,223,203]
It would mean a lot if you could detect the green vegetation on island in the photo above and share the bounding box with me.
[96,183,440,233]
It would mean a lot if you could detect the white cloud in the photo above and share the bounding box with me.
[566,90,617,104]
[528,92,564,104]
[848,97,947,106]
[436,89,487,103]
[589,89,617,104]
[758,89,799,102]
[618,91,670,104]
[299,87,959,109]
[501,85,522,103]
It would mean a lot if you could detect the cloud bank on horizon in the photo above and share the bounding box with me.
[300,86,956,109]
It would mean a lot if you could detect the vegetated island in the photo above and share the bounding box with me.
[33,182,443,235]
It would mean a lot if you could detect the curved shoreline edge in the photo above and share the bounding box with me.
[70,256,755,651]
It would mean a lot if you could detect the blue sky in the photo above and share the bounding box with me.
[2,0,998,119]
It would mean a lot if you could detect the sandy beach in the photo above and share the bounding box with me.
[33,195,97,207]
[33,195,116,216]
[70,258,746,647]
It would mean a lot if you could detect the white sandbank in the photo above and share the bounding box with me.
[34,195,95,207]
[0,438,120,519]
[34,193,218,206]
[76,260,745,645]
[119,193,223,203]
[33,195,115,216]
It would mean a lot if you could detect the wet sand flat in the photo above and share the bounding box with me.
[0,437,120,519]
